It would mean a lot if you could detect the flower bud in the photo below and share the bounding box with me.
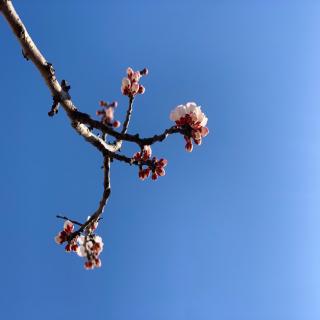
[109,101,118,108]
[138,85,145,94]
[84,261,94,270]
[127,67,134,77]
[99,100,108,107]
[140,68,148,76]
[185,141,193,152]
[113,120,121,128]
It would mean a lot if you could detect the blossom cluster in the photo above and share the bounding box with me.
[121,67,148,98]
[170,102,209,152]
[54,219,103,270]
[133,145,168,181]
[54,220,75,245]
[96,100,121,128]
[76,234,104,270]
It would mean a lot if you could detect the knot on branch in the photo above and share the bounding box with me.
[45,62,55,78]
[48,94,60,117]
[22,49,29,61]
[61,79,71,93]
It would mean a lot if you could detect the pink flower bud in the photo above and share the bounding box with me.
[142,145,152,160]
[99,100,108,107]
[63,220,74,234]
[94,258,102,268]
[185,141,193,152]
[140,68,148,76]
[151,172,158,180]
[144,167,151,178]
[121,78,131,95]
[200,126,209,137]
[158,158,168,167]
[110,101,118,108]
[54,234,63,244]
[156,167,165,176]
[127,67,134,77]
[84,261,94,270]
[65,244,72,252]
[113,120,121,128]
[138,85,145,94]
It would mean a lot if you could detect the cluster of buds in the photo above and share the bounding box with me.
[76,234,104,270]
[54,220,74,245]
[133,145,152,162]
[54,218,103,270]
[133,146,168,181]
[170,102,209,152]
[150,158,168,180]
[96,100,121,128]
[121,67,148,98]
[54,220,79,252]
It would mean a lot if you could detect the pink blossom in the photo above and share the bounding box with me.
[113,120,121,128]
[151,158,168,180]
[96,101,121,127]
[133,145,152,161]
[54,220,74,244]
[76,234,104,270]
[138,167,151,180]
[170,102,209,152]
[121,67,148,98]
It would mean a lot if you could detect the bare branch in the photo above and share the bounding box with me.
[0,0,117,155]
[71,157,111,238]
[73,111,186,147]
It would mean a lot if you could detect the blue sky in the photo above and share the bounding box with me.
[1,1,320,319]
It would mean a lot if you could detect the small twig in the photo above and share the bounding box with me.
[56,215,82,226]
[48,94,60,116]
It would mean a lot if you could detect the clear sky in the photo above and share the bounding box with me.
[1,1,320,319]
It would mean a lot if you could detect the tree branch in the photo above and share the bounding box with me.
[0,0,117,155]
[72,157,111,237]
[73,111,186,147]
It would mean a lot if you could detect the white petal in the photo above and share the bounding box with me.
[94,235,103,245]
[77,245,86,257]
[54,235,62,244]
[63,220,73,231]
[199,115,208,127]
[169,110,179,121]
[78,235,85,245]
[185,102,197,114]
[177,105,187,118]
[122,77,131,87]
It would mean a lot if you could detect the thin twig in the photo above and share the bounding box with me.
[56,215,82,226]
